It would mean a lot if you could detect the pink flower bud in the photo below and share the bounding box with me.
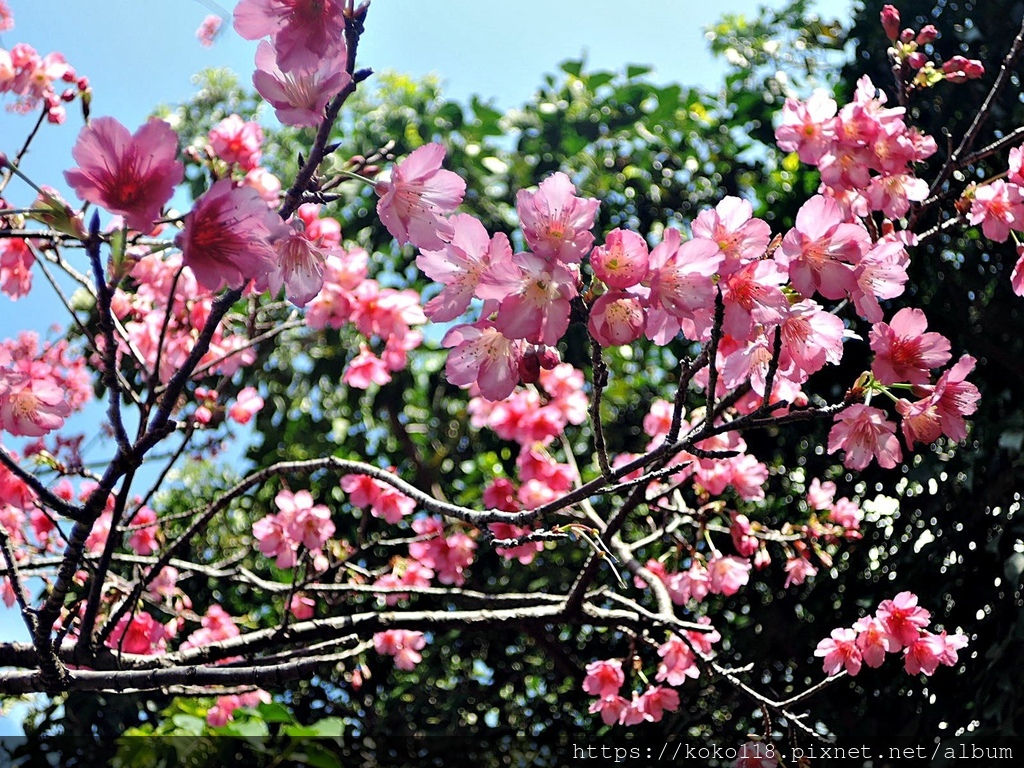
[908,52,928,70]
[916,24,938,45]
[899,28,915,43]
[518,349,541,384]
[880,5,901,40]
[590,228,650,288]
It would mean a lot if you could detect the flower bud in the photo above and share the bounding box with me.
[590,228,650,289]
[880,5,901,40]
[916,24,938,45]
[908,52,928,70]
[899,28,915,44]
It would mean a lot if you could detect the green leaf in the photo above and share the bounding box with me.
[626,64,653,79]
[170,713,206,736]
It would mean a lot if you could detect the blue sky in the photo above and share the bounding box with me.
[0,0,853,734]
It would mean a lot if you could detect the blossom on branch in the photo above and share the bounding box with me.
[63,116,183,233]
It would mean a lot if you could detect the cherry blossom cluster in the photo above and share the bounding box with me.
[0,7,88,124]
[815,591,968,677]
[0,331,89,438]
[583,621,721,726]
[776,76,935,219]
[233,0,352,129]
[0,236,33,299]
[880,5,984,89]
[251,489,334,571]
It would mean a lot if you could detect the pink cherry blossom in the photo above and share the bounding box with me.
[901,355,980,444]
[233,0,347,74]
[442,321,522,401]
[656,635,700,686]
[853,615,895,668]
[582,658,624,699]
[706,554,751,596]
[417,213,511,321]
[870,307,951,385]
[877,591,931,650]
[128,506,158,556]
[775,89,837,164]
[279,489,334,552]
[815,627,863,675]
[0,370,71,437]
[903,632,946,675]
[263,213,344,306]
[784,555,818,588]
[691,195,771,275]
[228,387,264,424]
[590,228,649,288]
[969,180,1024,242]
[828,404,902,471]
[289,594,315,620]
[588,695,629,726]
[208,114,263,172]
[587,290,645,347]
[181,605,241,650]
[195,14,222,47]
[63,116,183,233]
[0,1,12,32]
[0,238,34,299]
[252,40,350,128]
[176,179,282,292]
[105,612,167,655]
[374,629,427,670]
[646,228,722,336]
[635,685,680,722]
[375,143,466,250]
[516,172,599,264]
[478,252,579,346]
[779,195,868,300]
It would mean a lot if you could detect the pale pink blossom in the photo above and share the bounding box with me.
[64,117,183,233]
[127,506,158,556]
[0,370,71,437]
[375,143,465,250]
[783,556,817,588]
[827,404,902,471]
[417,213,511,321]
[442,321,522,401]
[233,0,347,74]
[373,629,426,670]
[775,89,837,164]
[516,172,599,264]
[968,180,1024,242]
[634,686,680,723]
[646,228,721,335]
[478,252,579,346]
[853,615,895,668]
[0,239,34,300]
[779,195,868,300]
[252,40,350,128]
[656,635,700,686]
[707,554,751,596]
[195,14,222,47]
[691,196,771,275]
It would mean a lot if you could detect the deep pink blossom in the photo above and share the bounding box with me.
[903,632,946,675]
[478,252,579,345]
[374,629,426,670]
[176,179,282,292]
[877,591,931,650]
[590,228,649,288]
[587,290,645,347]
[646,228,721,336]
[233,0,346,74]
[208,114,263,171]
[582,659,624,699]
[376,143,465,250]
[656,635,700,686]
[64,117,183,232]
[105,612,167,655]
[252,40,350,128]
[815,627,863,675]
[0,238,34,299]
[228,387,264,424]
[870,307,951,385]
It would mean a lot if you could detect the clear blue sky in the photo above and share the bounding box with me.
[0,0,853,734]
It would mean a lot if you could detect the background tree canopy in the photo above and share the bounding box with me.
[9,1,1024,765]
